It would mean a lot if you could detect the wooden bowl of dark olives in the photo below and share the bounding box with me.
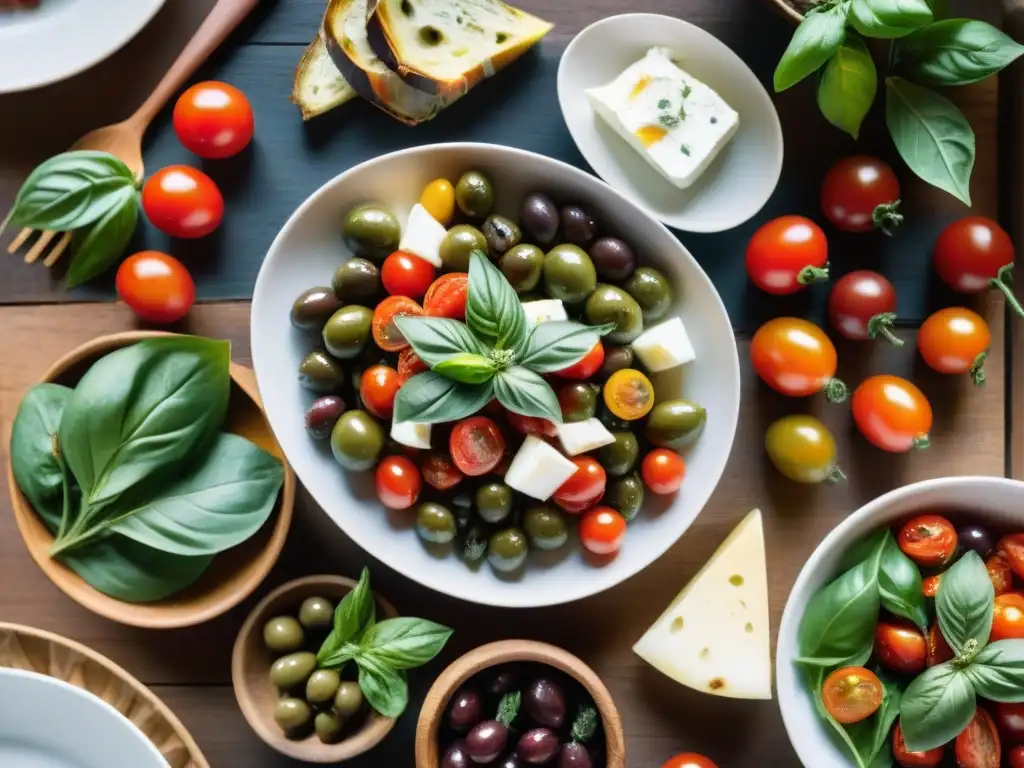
[231,575,398,762]
[415,640,624,768]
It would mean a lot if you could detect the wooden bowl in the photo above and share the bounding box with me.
[415,640,625,767]
[232,575,399,762]
[7,331,295,629]
[768,0,803,23]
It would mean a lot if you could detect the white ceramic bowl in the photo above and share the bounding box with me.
[777,476,1024,768]
[557,13,784,233]
[251,142,740,608]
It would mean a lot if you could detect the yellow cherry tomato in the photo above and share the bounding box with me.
[420,178,455,225]
[604,369,654,420]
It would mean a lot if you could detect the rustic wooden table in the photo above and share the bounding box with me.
[0,1,1021,766]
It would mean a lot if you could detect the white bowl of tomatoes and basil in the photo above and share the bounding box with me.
[777,476,1024,768]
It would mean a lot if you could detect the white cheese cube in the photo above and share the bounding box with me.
[504,435,578,500]
[390,419,431,449]
[586,47,739,190]
[556,418,615,456]
[632,317,695,372]
[398,204,446,267]
[522,299,567,327]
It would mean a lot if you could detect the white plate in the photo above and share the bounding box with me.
[0,668,168,767]
[557,13,783,233]
[0,0,165,94]
[251,142,741,608]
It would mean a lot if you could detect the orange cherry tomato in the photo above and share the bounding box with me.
[172,81,254,159]
[381,251,436,299]
[579,506,627,555]
[988,554,1015,596]
[603,369,654,420]
[398,347,429,383]
[927,622,954,667]
[449,417,505,476]
[897,515,958,567]
[662,754,718,768]
[1012,746,1024,768]
[893,723,944,767]
[922,575,941,598]
[372,296,423,352]
[554,457,607,514]
[992,593,1024,642]
[852,375,933,453]
[993,702,1024,743]
[115,251,195,324]
[998,533,1024,579]
[750,317,846,400]
[360,365,401,419]
[955,707,1001,768]
[420,451,463,491]
[642,449,686,495]
[375,455,421,510]
[556,342,605,380]
[821,666,884,725]
[506,410,558,438]
[874,619,927,675]
[423,272,468,319]
[141,165,224,239]
[918,307,991,385]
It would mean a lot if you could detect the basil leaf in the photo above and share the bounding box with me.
[894,19,1024,86]
[11,384,73,518]
[517,321,617,374]
[845,674,902,767]
[774,2,849,92]
[319,567,375,664]
[817,35,878,140]
[7,151,136,232]
[356,654,409,718]
[466,251,528,350]
[935,550,993,656]
[433,353,498,384]
[393,372,494,424]
[877,531,929,631]
[360,617,453,670]
[65,192,139,288]
[885,76,975,205]
[964,640,1024,703]
[850,0,932,39]
[794,645,873,670]
[392,316,486,367]
[493,366,563,424]
[899,662,975,753]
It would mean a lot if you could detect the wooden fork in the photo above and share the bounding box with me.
[5,0,259,267]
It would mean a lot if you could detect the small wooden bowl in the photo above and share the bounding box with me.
[232,575,399,763]
[8,331,295,629]
[415,640,625,768]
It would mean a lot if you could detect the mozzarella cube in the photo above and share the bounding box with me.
[504,435,578,500]
[398,204,446,267]
[522,299,567,327]
[390,419,431,449]
[632,317,695,372]
[556,418,615,456]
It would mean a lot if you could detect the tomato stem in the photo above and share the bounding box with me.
[867,312,904,347]
[824,378,848,404]
[825,465,846,484]
[913,434,931,450]
[970,352,987,387]
[797,263,830,285]
[872,200,903,236]
[990,263,1024,318]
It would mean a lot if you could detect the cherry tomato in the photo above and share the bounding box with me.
[821,156,903,234]
[955,707,1001,768]
[934,216,1014,295]
[992,593,1024,642]
[372,296,423,352]
[604,368,655,420]
[988,554,1015,596]
[420,451,463,490]
[579,506,627,555]
[360,365,401,419]
[172,81,254,159]
[661,754,718,768]
[993,703,1024,744]
[554,457,607,514]
[115,251,195,324]
[141,165,224,239]
[375,455,421,510]
[751,318,846,401]
[506,410,558,438]
[893,723,944,767]
[852,375,933,453]
[827,270,903,344]
[420,178,455,225]
[398,348,429,383]
[556,341,605,380]
[642,449,686,495]
[449,417,505,476]
[998,534,1024,580]
[821,666,884,725]
[764,414,843,484]
[918,307,991,385]
[927,621,954,667]
[922,575,941,598]
[897,515,958,567]
[874,619,927,675]
[381,251,436,299]
[1012,746,1024,768]
[745,215,829,295]
[423,272,468,319]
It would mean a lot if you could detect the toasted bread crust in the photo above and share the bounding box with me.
[291,36,358,121]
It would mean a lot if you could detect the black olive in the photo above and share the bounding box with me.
[558,743,593,768]
[449,687,484,731]
[465,721,509,763]
[525,678,566,728]
[517,728,560,764]
[442,740,473,768]
[560,205,597,246]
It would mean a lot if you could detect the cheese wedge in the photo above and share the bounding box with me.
[398,204,447,267]
[522,299,567,326]
[633,509,772,700]
[391,419,432,449]
[292,36,358,120]
[505,435,577,500]
[556,418,614,456]
[632,317,695,373]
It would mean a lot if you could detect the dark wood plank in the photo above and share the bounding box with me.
[1006,0,1024,480]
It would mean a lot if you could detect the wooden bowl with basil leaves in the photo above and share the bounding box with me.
[7,331,295,629]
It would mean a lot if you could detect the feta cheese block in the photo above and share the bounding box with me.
[556,418,615,456]
[586,47,740,190]
[633,509,772,700]
[398,204,446,267]
[391,419,431,450]
[522,299,568,327]
[505,435,578,500]
[632,317,695,372]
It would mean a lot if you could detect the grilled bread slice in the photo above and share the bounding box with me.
[291,36,358,120]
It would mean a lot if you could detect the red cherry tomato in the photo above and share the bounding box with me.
[1012,746,1024,768]
[641,449,686,495]
[827,270,902,344]
[998,534,1024,579]
[372,296,423,352]
[555,342,605,379]
[142,165,224,239]
[115,251,195,324]
[579,506,627,555]
[449,417,505,476]
[992,593,1024,642]
[750,318,845,400]
[821,156,902,234]
[852,375,933,453]
[381,251,436,299]
[662,754,718,768]
[423,272,468,319]
[397,348,429,383]
[554,457,607,514]
[988,553,1016,596]
[874,619,927,675]
[374,455,421,510]
[172,81,254,159]
[822,666,883,724]
[745,215,829,295]
[420,451,463,491]
[993,703,1024,744]
[918,307,991,385]
[893,723,944,767]
[955,707,1001,768]
[922,575,941,598]
[506,410,558,438]
[927,622,954,667]
[934,216,1015,294]
[360,365,401,419]
[897,515,958,567]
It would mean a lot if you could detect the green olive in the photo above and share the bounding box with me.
[262,616,305,654]
[606,471,644,522]
[585,284,644,344]
[322,306,374,360]
[342,205,401,261]
[330,410,385,471]
[523,505,568,550]
[314,711,345,744]
[623,267,672,324]
[455,171,495,218]
[298,596,335,631]
[598,432,639,477]
[482,214,522,255]
[599,346,635,380]
[488,528,529,572]
[543,244,597,304]
[440,225,488,271]
[274,698,312,732]
[476,482,513,524]
[765,415,843,484]
[334,682,364,717]
[269,651,317,691]
[558,382,600,423]
[500,244,544,293]
[461,523,490,566]
[416,502,457,544]
[598,403,631,431]
[646,399,707,450]
[306,669,342,704]
[291,287,343,330]
[332,258,381,303]
[298,350,345,394]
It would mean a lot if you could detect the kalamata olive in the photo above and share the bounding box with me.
[589,237,636,281]
[957,523,995,558]
[449,687,484,731]
[488,668,519,696]
[517,728,560,764]
[466,721,508,763]
[525,678,566,728]
[498,755,522,768]
[520,193,560,246]
[443,741,472,768]
[560,205,598,246]
[305,395,346,439]
[559,743,593,768]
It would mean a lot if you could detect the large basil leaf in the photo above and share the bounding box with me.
[65,191,139,288]
[935,550,993,657]
[894,19,1024,86]
[899,662,976,752]
[392,316,486,367]
[466,251,527,350]
[360,617,453,670]
[836,529,928,630]
[318,567,376,666]
[392,372,494,424]
[517,321,616,374]
[885,77,975,205]
[964,640,1024,703]
[774,2,849,92]
[356,653,409,718]
[850,0,932,39]
[493,366,563,424]
[818,35,878,140]
[10,384,73,518]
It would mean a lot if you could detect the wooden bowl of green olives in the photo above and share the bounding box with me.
[231,575,398,762]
